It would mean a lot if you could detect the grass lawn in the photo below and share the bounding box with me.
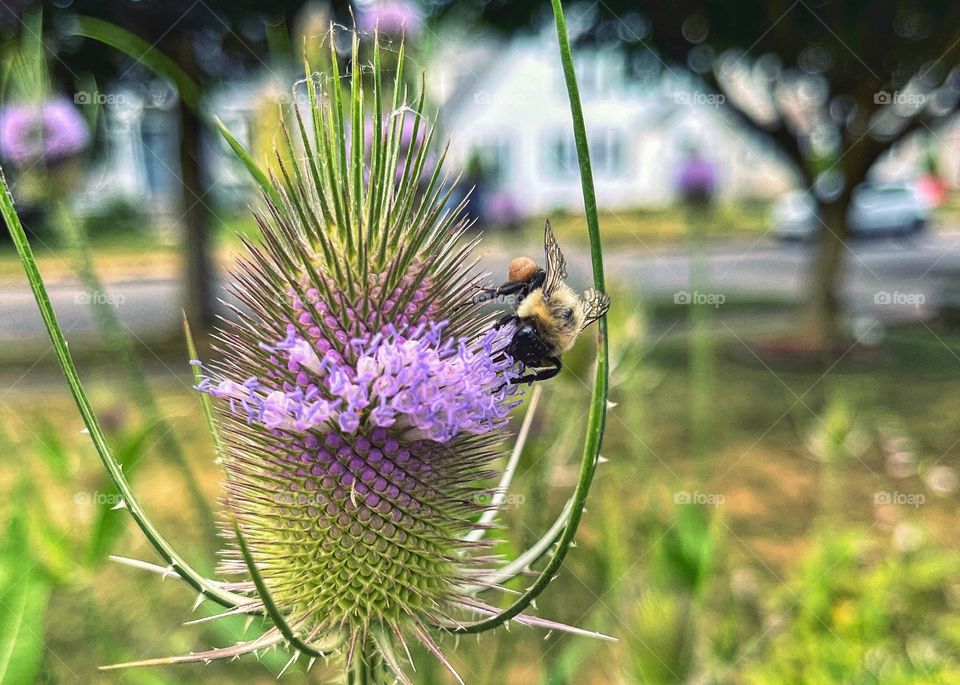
[3,196,960,681]
[1,308,958,682]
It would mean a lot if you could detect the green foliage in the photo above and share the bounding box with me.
[86,422,155,565]
[69,16,201,111]
[655,504,717,598]
[620,504,720,684]
[55,199,217,546]
[627,590,696,685]
[30,417,74,482]
[0,500,50,685]
[4,10,50,104]
[745,531,960,684]
[2,270,960,680]
[213,117,282,207]
[0,160,246,612]
[78,200,146,241]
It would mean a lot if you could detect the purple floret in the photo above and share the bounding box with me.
[202,321,520,444]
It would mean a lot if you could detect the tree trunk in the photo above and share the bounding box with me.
[805,198,850,354]
[175,41,215,335]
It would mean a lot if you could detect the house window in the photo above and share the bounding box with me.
[576,55,604,98]
[546,135,578,178]
[544,127,628,179]
[567,50,627,99]
[591,127,628,177]
[472,139,512,185]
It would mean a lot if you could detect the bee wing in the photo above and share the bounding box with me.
[542,220,567,298]
[580,288,610,330]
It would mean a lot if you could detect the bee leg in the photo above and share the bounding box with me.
[494,314,519,329]
[494,280,532,297]
[472,285,499,303]
[513,356,562,384]
[526,270,546,291]
[537,356,563,382]
[474,279,532,304]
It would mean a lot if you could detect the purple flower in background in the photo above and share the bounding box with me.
[483,191,523,228]
[359,1,423,37]
[676,154,717,206]
[0,97,89,166]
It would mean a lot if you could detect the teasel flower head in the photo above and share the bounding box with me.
[153,32,612,681]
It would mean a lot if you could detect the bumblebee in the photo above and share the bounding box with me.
[479,220,610,384]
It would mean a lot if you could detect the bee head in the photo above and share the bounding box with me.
[508,256,540,283]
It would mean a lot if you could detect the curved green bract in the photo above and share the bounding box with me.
[450,0,610,634]
[70,16,202,112]
[69,17,280,216]
[183,314,225,462]
[0,169,244,609]
[232,521,342,659]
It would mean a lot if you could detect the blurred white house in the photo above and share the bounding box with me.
[429,33,794,214]
[73,28,960,222]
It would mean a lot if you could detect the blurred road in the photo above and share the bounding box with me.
[601,230,960,322]
[2,231,959,345]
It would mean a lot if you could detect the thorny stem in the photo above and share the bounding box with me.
[54,202,218,546]
[450,0,610,635]
[0,171,246,609]
[232,520,338,659]
[347,640,378,685]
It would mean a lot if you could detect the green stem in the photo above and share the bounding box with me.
[0,170,244,609]
[347,640,377,685]
[70,17,201,111]
[452,0,609,634]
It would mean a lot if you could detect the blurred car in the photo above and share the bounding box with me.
[771,191,819,240]
[772,183,930,240]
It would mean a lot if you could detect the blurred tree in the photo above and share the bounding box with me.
[437,0,960,351]
[44,0,323,333]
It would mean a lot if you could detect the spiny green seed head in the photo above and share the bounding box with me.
[197,31,522,673]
